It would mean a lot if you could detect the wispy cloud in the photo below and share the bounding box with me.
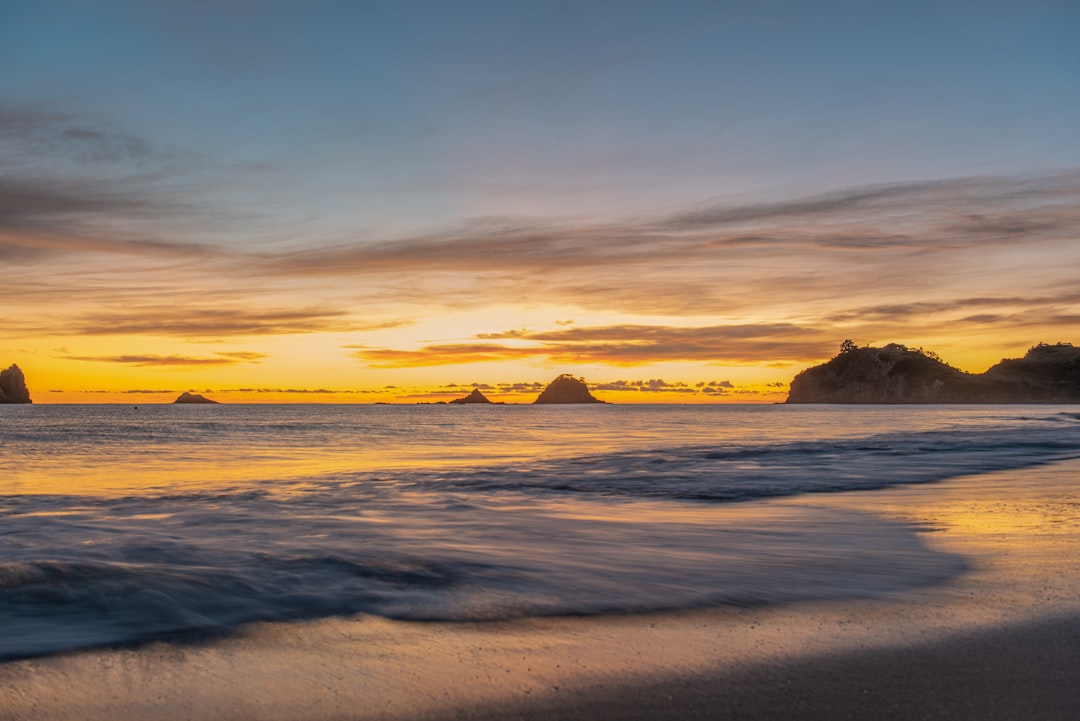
[6,124,1079,355]
[222,388,375,394]
[257,171,1080,274]
[229,170,1080,321]
[0,102,182,166]
[351,322,831,368]
[59,352,267,367]
[828,290,1080,323]
[64,307,404,338]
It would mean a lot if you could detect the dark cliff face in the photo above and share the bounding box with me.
[449,388,493,404]
[0,364,32,404]
[534,375,604,404]
[981,343,1080,401]
[786,343,1080,404]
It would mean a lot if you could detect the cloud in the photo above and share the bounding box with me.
[828,290,1080,323]
[351,322,832,368]
[228,170,1080,322]
[593,379,697,393]
[663,173,1080,247]
[255,171,1080,279]
[0,103,210,259]
[60,352,267,367]
[63,307,401,338]
[349,343,545,367]
[0,176,203,255]
[0,102,177,166]
[222,388,374,394]
[5,123,1079,356]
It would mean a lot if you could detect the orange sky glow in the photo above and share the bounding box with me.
[3,5,1079,403]
[8,172,1079,404]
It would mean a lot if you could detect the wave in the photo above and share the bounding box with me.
[396,424,1080,502]
[0,501,961,662]
[2,415,1077,661]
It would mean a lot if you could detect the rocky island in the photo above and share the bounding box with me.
[0,364,32,404]
[173,392,220,404]
[787,342,1080,403]
[449,388,495,404]
[534,374,605,404]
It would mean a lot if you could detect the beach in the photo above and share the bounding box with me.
[3,454,1077,721]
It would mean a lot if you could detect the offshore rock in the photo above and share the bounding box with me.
[786,342,1080,403]
[0,364,32,404]
[173,392,220,404]
[534,374,604,404]
[449,388,494,404]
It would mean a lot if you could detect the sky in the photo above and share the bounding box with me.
[2,0,1079,403]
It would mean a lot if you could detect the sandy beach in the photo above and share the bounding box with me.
[2,458,1078,721]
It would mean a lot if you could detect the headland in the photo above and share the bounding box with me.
[787,342,1080,403]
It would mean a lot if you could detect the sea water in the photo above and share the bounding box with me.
[2,404,1078,661]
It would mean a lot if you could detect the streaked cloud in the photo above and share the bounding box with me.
[64,308,405,338]
[59,352,267,367]
[351,322,832,368]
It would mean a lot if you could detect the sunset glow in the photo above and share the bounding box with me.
[3,2,1079,403]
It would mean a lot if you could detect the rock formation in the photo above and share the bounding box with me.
[533,374,604,404]
[0,364,32,404]
[449,388,494,404]
[173,391,220,404]
[786,342,1080,403]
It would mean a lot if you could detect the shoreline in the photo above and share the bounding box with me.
[2,459,1078,720]
[429,612,1080,721]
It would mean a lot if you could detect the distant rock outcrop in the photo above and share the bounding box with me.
[0,364,32,404]
[786,342,1080,403]
[534,374,604,404]
[173,392,220,404]
[449,388,494,404]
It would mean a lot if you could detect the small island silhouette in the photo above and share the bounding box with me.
[449,388,495,404]
[787,341,1080,403]
[533,374,605,404]
[173,392,220,404]
[0,364,32,404]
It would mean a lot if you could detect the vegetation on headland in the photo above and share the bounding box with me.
[787,341,1080,403]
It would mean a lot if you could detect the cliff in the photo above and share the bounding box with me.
[534,374,604,404]
[449,389,493,404]
[0,364,32,404]
[173,392,220,404]
[787,342,1080,404]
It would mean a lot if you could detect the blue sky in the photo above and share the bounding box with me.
[6,0,1077,237]
[2,1,1079,400]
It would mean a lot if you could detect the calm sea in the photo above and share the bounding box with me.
[2,404,1078,661]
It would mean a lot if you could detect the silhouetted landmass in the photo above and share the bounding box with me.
[0,364,32,404]
[787,342,1080,403]
[173,392,220,404]
[534,374,604,404]
[449,389,494,404]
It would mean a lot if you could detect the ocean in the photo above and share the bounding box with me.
[2,403,1078,662]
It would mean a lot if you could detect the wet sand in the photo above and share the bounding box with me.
[2,459,1078,721]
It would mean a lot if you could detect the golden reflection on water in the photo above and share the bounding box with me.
[4,427,596,496]
[930,497,1080,537]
